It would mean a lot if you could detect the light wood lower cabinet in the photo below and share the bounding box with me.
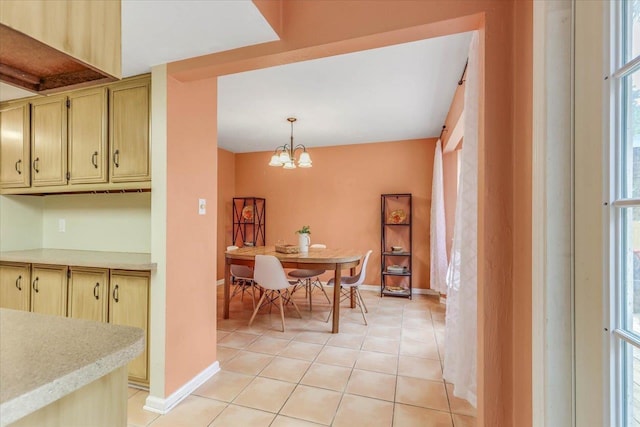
[0,261,149,385]
[30,265,68,316]
[68,267,109,322]
[0,262,31,311]
[109,270,149,384]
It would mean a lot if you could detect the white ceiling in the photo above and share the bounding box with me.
[217,32,471,153]
[0,0,279,101]
[120,0,279,77]
[0,2,471,155]
[0,84,33,102]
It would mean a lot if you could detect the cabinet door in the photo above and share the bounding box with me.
[109,79,150,183]
[31,96,68,186]
[0,263,31,311]
[109,270,149,383]
[0,102,30,188]
[68,88,108,184]
[68,267,108,322]
[31,265,68,316]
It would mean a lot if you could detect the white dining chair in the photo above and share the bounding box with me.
[288,243,331,311]
[325,249,373,325]
[227,246,256,308]
[250,254,302,332]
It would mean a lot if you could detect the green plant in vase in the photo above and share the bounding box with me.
[295,225,311,235]
[296,225,311,253]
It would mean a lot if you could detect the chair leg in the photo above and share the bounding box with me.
[357,287,368,313]
[318,280,331,304]
[278,290,286,332]
[249,292,268,326]
[308,279,313,311]
[287,289,303,318]
[355,288,368,325]
[250,283,256,310]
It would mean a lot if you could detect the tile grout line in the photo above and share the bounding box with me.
[141,291,461,426]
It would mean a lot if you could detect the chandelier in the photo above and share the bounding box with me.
[268,117,312,169]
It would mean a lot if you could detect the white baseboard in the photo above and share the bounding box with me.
[144,361,220,414]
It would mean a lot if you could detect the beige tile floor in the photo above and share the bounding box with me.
[127,285,477,427]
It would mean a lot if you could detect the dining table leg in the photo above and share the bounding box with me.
[332,264,342,333]
[224,260,231,319]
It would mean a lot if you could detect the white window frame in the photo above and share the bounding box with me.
[607,1,640,426]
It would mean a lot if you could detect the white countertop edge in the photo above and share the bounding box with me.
[0,335,144,427]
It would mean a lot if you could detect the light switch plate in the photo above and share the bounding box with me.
[198,199,206,215]
[58,219,66,232]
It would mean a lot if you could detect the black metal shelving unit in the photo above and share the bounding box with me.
[380,193,412,299]
[232,197,265,247]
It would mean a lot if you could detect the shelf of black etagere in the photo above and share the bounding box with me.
[232,197,265,247]
[381,287,412,297]
[380,193,412,299]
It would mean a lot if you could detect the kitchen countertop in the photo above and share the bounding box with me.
[0,249,156,271]
[0,309,144,426]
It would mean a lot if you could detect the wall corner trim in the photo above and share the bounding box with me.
[143,361,220,415]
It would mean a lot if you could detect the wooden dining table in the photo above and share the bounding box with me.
[224,246,364,333]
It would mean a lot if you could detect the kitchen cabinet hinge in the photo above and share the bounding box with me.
[66,99,70,108]
[67,270,71,279]
[66,172,70,181]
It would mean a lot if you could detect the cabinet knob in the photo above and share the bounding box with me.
[112,284,119,302]
[15,159,22,175]
[32,277,39,293]
[15,275,21,291]
[113,150,120,168]
[91,152,98,169]
[32,157,39,173]
[93,282,99,300]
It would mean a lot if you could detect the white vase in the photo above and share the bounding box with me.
[298,233,310,253]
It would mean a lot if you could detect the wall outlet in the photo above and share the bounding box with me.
[198,199,206,215]
[58,219,66,233]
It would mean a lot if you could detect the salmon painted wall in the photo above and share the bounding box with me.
[167,1,531,424]
[165,76,218,395]
[230,139,435,290]
[512,1,533,425]
[253,0,283,37]
[217,148,236,280]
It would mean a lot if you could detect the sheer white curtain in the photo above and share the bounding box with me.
[430,139,448,294]
[443,31,479,407]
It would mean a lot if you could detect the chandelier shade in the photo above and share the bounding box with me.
[268,117,312,169]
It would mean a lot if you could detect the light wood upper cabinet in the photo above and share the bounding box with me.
[68,267,108,322]
[68,88,108,184]
[0,102,30,188]
[31,95,67,187]
[109,270,149,384]
[0,262,31,311]
[30,265,68,316]
[0,0,121,92]
[110,80,150,183]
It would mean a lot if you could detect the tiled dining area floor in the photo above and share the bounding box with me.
[127,285,477,427]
